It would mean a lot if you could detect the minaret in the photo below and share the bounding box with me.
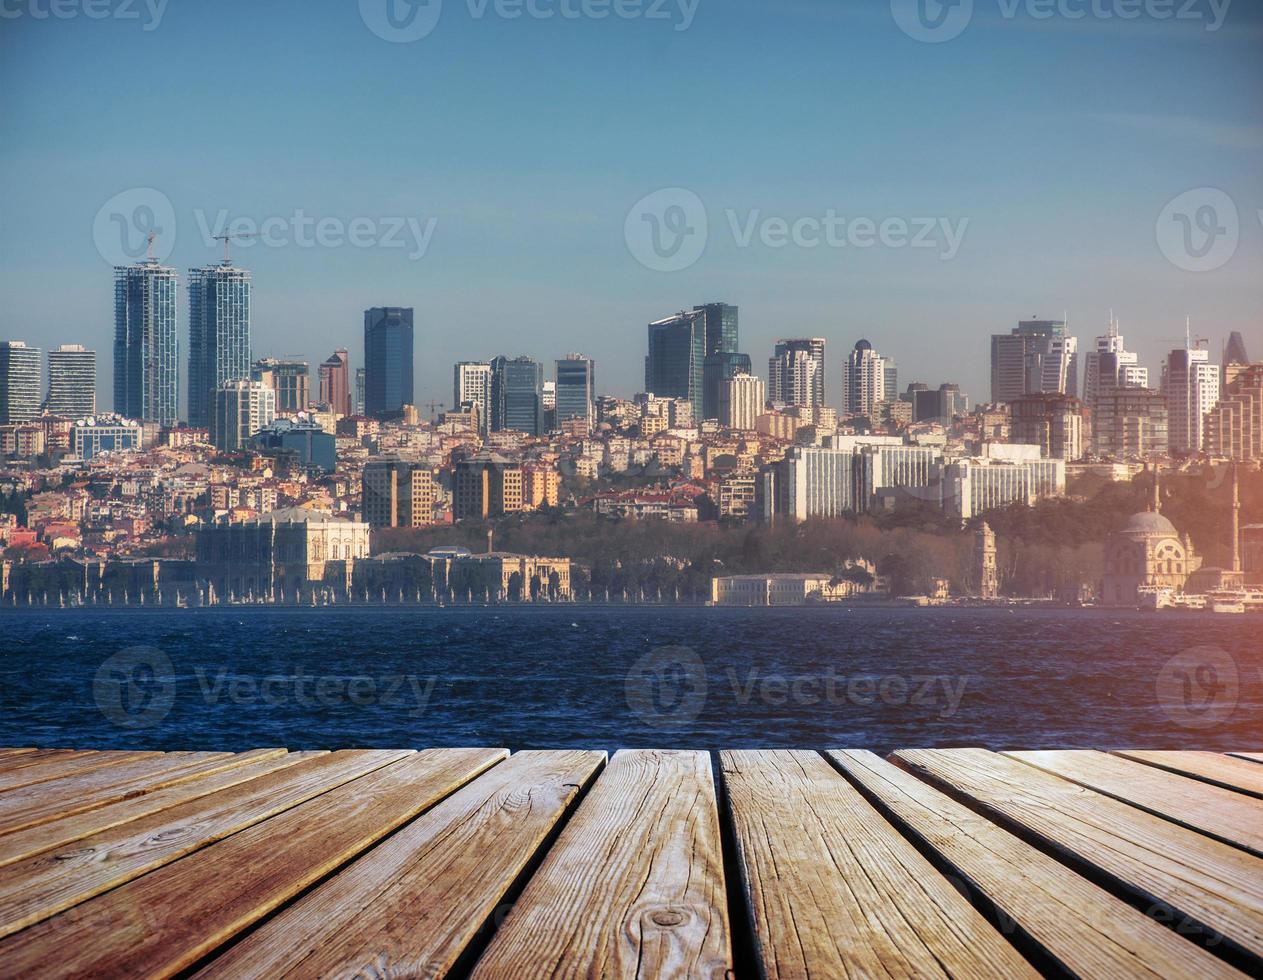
[1151,466,1161,514]
[1232,464,1241,574]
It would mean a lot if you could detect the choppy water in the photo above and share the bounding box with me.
[1,606,1258,752]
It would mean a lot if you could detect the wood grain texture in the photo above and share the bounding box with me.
[723,750,1036,979]
[1229,752,1263,764]
[0,750,79,773]
[0,750,315,869]
[1008,750,1263,856]
[895,748,1263,960]
[832,750,1243,980]
[0,749,287,836]
[197,749,604,979]
[0,749,408,938]
[0,748,507,979]
[471,749,731,979]
[0,751,158,793]
[1113,751,1263,799]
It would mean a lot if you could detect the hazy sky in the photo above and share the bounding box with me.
[2,0,1261,412]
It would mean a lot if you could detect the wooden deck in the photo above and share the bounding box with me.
[0,747,1259,977]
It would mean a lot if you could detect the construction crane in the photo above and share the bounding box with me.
[425,400,445,423]
[212,231,260,264]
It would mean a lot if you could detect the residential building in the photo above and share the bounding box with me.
[646,310,706,418]
[0,341,42,424]
[71,414,142,459]
[248,417,337,472]
[187,262,251,427]
[318,349,351,416]
[840,339,897,419]
[702,352,753,421]
[1011,394,1084,461]
[1093,388,1169,459]
[719,373,765,431]
[554,354,595,432]
[1204,364,1263,460]
[453,451,524,519]
[362,458,436,527]
[1162,342,1220,455]
[454,361,493,434]
[768,338,826,407]
[523,464,561,510]
[491,356,544,435]
[364,307,414,418]
[211,379,276,452]
[114,258,179,426]
[45,345,96,418]
[251,358,310,414]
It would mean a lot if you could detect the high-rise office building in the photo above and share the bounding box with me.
[1225,331,1250,368]
[840,340,897,419]
[646,310,706,418]
[114,258,179,426]
[354,368,366,416]
[187,262,251,427]
[491,355,544,435]
[702,352,753,422]
[768,338,826,408]
[362,458,436,527]
[0,341,42,424]
[454,362,493,435]
[45,344,97,418]
[720,372,765,431]
[211,379,276,452]
[1082,315,1147,412]
[555,354,595,432]
[319,349,351,416]
[1162,342,1220,455]
[1093,388,1168,458]
[991,318,1079,403]
[251,358,310,415]
[695,302,739,356]
[363,307,414,419]
[1011,394,1084,461]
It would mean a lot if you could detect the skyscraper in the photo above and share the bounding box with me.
[45,344,96,418]
[1204,364,1261,461]
[454,362,493,435]
[840,339,897,419]
[354,368,366,416]
[491,355,544,435]
[1225,330,1250,368]
[990,318,1079,403]
[768,338,826,408]
[1082,314,1147,412]
[363,307,414,419]
[187,262,251,427]
[555,354,595,432]
[695,302,739,357]
[211,379,276,452]
[318,349,351,415]
[720,372,765,431]
[1162,340,1220,455]
[646,310,706,418]
[0,341,42,424]
[251,358,310,414]
[114,258,179,426]
[702,352,753,422]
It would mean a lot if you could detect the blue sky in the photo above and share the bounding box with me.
[1,0,1260,410]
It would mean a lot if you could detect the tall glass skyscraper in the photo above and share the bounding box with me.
[363,307,414,419]
[695,302,739,358]
[554,354,595,431]
[646,310,706,418]
[188,262,252,427]
[114,258,179,427]
[491,355,544,435]
[46,344,97,418]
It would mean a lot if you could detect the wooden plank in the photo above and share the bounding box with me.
[1008,750,1263,856]
[471,749,731,979]
[197,749,605,979]
[1114,751,1263,799]
[0,749,411,938]
[0,750,288,836]
[832,750,1243,980]
[0,751,315,869]
[721,750,1036,979]
[0,750,87,775]
[0,751,159,794]
[0,749,37,764]
[0,748,507,978]
[1230,752,1263,764]
[895,748,1263,960]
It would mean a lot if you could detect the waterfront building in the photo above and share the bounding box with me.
[490,356,544,435]
[941,452,1065,520]
[252,358,310,414]
[975,522,999,598]
[991,318,1079,403]
[0,341,42,424]
[768,338,826,408]
[1092,388,1168,459]
[45,345,96,418]
[646,310,706,418]
[445,552,572,602]
[1011,394,1084,461]
[453,450,524,519]
[364,307,414,419]
[362,458,436,528]
[71,414,142,459]
[1203,364,1263,461]
[187,262,251,428]
[1162,342,1219,455]
[114,257,179,427]
[248,417,336,472]
[1082,315,1147,412]
[711,566,884,606]
[840,340,897,420]
[211,379,276,452]
[555,354,595,432]
[719,373,765,431]
[454,361,493,434]
[318,349,351,416]
[1101,474,1200,605]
